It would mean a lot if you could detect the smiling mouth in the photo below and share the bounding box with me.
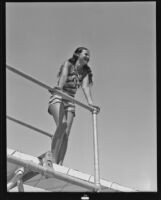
[84,57,89,62]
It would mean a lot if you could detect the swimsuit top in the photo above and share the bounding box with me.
[57,61,92,97]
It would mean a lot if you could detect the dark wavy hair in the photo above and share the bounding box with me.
[68,47,93,85]
[57,47,93,85]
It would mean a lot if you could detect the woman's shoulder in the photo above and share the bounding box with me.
[57,60,73,77]
[61,60,73,68]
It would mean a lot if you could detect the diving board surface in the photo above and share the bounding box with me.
[7,148,136,192]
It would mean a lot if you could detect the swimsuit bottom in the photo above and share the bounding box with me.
[48,94,75,117]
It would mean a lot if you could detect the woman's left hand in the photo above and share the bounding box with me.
[89,104,100,114]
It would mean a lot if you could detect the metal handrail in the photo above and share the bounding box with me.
[7,115,52,138]
[6,64,101,191]
[6,65,94,112]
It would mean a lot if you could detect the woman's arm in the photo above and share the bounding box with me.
[82,75,100,114]
[82,75,93,105]
[48,61,69,93]
[57,61,69,89]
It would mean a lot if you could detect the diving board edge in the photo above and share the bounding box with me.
[7,148,136,192]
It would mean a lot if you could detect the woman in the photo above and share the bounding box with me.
[47,47,100,166]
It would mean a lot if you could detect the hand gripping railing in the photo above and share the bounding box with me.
[6,64,101,191]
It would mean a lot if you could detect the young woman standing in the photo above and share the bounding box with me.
[47,47,100,166]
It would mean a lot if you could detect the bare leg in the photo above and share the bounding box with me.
[57,134,67,165]
[57,111,74,165]
[48,102,67,163]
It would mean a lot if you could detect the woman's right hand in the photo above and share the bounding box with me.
[48,86,61,94]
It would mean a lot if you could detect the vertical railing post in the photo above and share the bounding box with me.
[92,109,101,192]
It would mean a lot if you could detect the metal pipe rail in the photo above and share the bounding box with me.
[7,115,52,138]
[6,65,93,112]
[6,64,101,191]
[7,153,100,191]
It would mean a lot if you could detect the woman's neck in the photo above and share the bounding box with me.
[75,60,84,69]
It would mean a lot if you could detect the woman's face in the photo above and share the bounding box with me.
[78,49,90,65]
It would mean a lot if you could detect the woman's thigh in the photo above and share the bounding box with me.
[65,111,75,137]
[48,102,66,126]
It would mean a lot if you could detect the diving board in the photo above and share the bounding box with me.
[7,148,136,192]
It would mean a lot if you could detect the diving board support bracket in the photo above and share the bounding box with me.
[7,167,25,192]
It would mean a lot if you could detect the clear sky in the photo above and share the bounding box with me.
[6,2,156,191]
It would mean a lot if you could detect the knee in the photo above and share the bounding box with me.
[56,121,67,129]
[60,122,67,130]
[54,122,67,137]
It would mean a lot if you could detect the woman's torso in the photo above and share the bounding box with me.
[57,62,87,97]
